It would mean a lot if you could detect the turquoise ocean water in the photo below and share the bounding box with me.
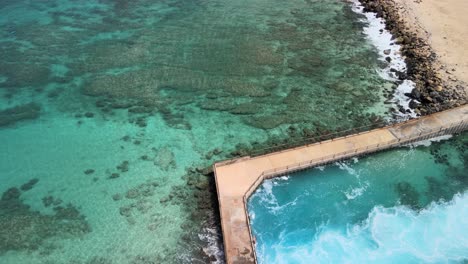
[248,133,468,263]
[1,0,410,263]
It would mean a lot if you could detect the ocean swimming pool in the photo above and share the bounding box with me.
[248,133,468,263]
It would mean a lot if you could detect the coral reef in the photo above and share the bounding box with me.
[0,103,41,127]
[0,182,90,254]
[153,147,176,171]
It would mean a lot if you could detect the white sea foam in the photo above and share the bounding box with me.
[258,192,468,264]
[198,224,225,264]
[279,175,290,181]
[349,0,417,118]
[315,166,325,171]
[250,178,301,215]
[337,161,359,178]
[405,134,453,147]
[274,176,290,185]
[344,183,369,200]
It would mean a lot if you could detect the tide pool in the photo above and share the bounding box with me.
[1,0,412,263]
[248,133,468,263]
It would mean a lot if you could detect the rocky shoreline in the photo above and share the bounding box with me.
[358,0,467,115]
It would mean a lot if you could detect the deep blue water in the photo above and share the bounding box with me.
[248,134,468,263]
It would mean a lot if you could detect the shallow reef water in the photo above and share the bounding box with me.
[1,0,409,263]
[248,132,468,263]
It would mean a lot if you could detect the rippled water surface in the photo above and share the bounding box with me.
[1,0,402,263]
[248,133,468,263]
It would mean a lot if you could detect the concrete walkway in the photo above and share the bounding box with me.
[213,105,468,264]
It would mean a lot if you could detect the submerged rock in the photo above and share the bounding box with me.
[20,178,39,191]
[125,188,140,199]
[0,103,41,127]
[84,169,95,175]
[112,194,122,201]
[154,147,176,171]
[119,206,132,217]
[395,181,420,209]
[42,195,54,207]
[109,173,120,179]
[86,256,113,264]
[116,161,129,173]
[1,187,21,201]
[0,186,90,253]
[244,115,287,130]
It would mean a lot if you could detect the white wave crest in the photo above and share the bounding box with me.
[349,0,417,118]
[405,135,453,148]
[258,192,468,264]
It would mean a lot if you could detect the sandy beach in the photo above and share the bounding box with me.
[359,0,467,115]
[394,0,468,91]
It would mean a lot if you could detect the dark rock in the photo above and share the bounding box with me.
[84,112,94,118]
[1,187,21,201]
[53,198,63,206]
[84,169,95,175]
[42,196,54,207]
[128,106,152,114]
[195,180,209,191]
[154,147,176,171]
[398,106,406,114]
[119,206,132,217]
[53,204,81,219]
[0,189,90,254]
[136,200,152,213]
[422,96,433,103]
[125,189,140,199]
[395,181,420,209]
[0,103,41,127]
[196,166,213,176]
[147,223,158,231]
[20,178,39,191]
[116,161,129,172]
[213,148,223,155]
[408,100,419,109]
[110,101,132,109]
[135,117,147,127]
[87,256,112,264]
[205,151,214,160]
[95,99,108,108]
[410,88,421,100]
[112,194,122,201]
[47,88,64,98]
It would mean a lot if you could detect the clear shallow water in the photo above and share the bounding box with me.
[248,133,468,263]
[1,0,404,263]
